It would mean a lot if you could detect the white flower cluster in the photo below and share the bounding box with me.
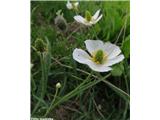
[66,0,102,26]
[65,0,125,72]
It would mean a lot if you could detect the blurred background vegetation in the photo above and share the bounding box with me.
[31,1,130,120]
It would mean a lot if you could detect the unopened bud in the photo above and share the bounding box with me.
[56,82,61,89]
[55,10,68,32]
[34,38,47,52]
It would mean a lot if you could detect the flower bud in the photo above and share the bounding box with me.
[71,2,79,11]
[34,38,47,52]
[55,10,68,32]
[56,82,61,89]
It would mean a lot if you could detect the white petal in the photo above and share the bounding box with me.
[104,42,121,59]
[74,15,93,26]
[73,48,91,64]
[92,9,101,20]
[74,15,86,24]
[82,20,93,26]
[84,22,93,26]
[74,2,79,7]
[73,48,112,72]
[105,54,124,66]
[87,61,112,72]
[93,14,103,24]
[85,40,104,54]
[66,1,73,9]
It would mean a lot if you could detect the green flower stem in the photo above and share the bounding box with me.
[32,53,47,115]
[52,57,98,78]
[114,14,128,44]
[32,94,48,107]
[41,53,46,98]
[93,98,105,119]
[123,102,129,119]
[123,60,129,94]
[91,26,98,39]
[74,7,79,15]
[44,73,111,117]
[53,57,129,102]
[95,72,130,102]
[67,25,81,40]
[70,74,84,81]
[44,87,59,117]
[123,60,130,119]
[44,72,93,117]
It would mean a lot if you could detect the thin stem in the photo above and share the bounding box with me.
[123,102,129,120]
[52,57,98,78]
[91,25,98,39]
[123,60,130,119]
[124,60,129,93]
[67,24,81,40]
[93,99,105,119]
[114,14,128,44]
[44,88,59,117]
[62,105,82,114]
[102,80,130,102]
[43,73,92,116]
[52,57,129,102]
[44,73,111,116]
[32,53,46,115]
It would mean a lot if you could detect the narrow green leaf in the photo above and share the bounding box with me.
[102,80,130,102]
[44,74,111,116]
[122,35,130,58]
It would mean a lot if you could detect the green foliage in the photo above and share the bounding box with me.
[111,63,124,77]
[31,1,130,120]
[122,35,130,58]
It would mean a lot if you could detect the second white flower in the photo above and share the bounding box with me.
[74,9,103,26]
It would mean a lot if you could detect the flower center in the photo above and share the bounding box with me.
[85,10,92,21]
[92,50,107,64]
[71,2,77,10]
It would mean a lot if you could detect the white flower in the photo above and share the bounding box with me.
[74,9,103,26]
[66,0,79,10]
[73,40,124,72]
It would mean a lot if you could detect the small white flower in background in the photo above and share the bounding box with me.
[73,40,124,72]
[56,82,61,89]
[66,0,79,10]
[74,9,103,26]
